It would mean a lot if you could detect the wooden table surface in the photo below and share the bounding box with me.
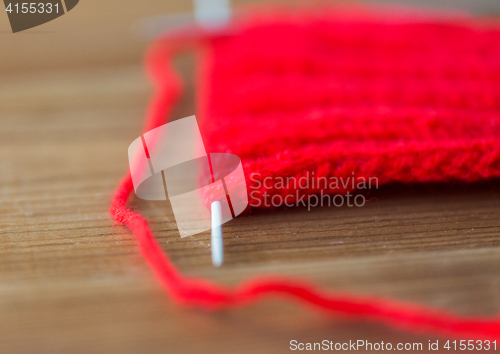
[1,1,500,353]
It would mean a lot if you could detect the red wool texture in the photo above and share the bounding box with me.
[111,8,500,338]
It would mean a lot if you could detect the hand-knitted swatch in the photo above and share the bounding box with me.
[197,9,500,207]
[112,7,500,338]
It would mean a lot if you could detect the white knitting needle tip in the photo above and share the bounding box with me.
[211,201,223,267]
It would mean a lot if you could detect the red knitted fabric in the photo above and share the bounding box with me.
[111,7,500,338]
[198,9,500,206]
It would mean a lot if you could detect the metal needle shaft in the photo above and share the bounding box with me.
[211,201,223,267]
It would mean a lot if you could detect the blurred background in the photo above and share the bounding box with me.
[1,0,500,75]
[1,1,500,353]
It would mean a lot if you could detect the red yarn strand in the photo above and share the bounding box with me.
[111,18,500,339]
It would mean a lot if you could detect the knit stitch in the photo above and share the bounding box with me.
[197,10,500,206]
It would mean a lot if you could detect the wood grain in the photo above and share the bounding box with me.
[1,2,500,353]
[0,58,500,354]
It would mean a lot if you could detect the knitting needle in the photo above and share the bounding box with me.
[131,0,232,40]
[135,0,231,268]
[197,0,229,269]
[194,0,230,29]
[211,201,223,267]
